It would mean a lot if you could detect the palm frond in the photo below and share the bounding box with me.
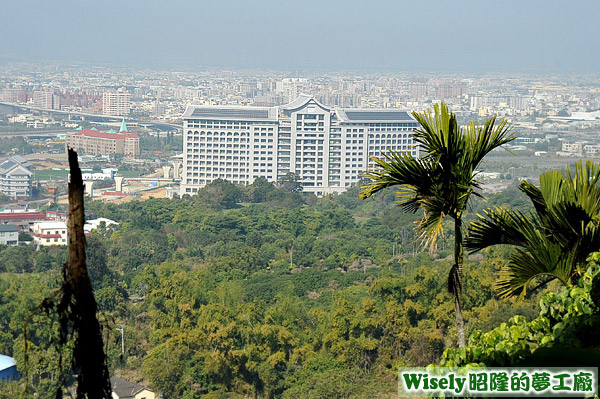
[410,103,455,157]
[416,202,446,249]
[535,171,565,209]
[495,245,570,298]
[465,116,515,168]
[472,160,600,297]
[466,207,537,252]
[519,179,549,217]
[360,150,433,200]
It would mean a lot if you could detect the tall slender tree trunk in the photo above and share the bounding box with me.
[453,217,466,348]
[65,148,111,399]
[454,291,465,348]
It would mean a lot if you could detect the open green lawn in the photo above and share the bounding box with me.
[32,168,144,181]
[117,170,144,178]
[32,169,69,181]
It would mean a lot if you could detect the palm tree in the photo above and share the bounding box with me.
[467,160,600,298]
[359,103,514,348]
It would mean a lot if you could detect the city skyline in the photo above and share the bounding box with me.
[1,0,599,73]
[2,65,599,129]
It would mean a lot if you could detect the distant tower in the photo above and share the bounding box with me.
[83,181,94,197]
[115,176,125,192]
[47,186,57,203]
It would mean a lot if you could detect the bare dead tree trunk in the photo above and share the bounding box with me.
[63,148,111,399]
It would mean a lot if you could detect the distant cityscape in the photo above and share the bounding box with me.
[1,62,598,126]
[0,61,598,203]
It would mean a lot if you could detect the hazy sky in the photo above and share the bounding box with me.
[2,0,599,72]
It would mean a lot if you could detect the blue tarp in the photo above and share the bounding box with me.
[0,354,18,381]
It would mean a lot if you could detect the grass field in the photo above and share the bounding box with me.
[118,170,144,178]
[33,169,69,181]
[32,168,143,181]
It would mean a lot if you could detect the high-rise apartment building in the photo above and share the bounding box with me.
[1,88,21,103]
[436,85,464,99]
[32,91,59,109]
[102,89,131,116]
[275,78,309,103]
[409,83,428,98]
[181,95,418,196]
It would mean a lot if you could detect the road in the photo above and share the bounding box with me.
[0,101,182,131]
[0,129,71,138]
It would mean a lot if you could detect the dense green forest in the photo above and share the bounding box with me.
[0,178,563,398]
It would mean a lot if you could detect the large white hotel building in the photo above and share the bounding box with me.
[180,95,419,196]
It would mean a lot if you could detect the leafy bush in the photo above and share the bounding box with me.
[440,253,600,367]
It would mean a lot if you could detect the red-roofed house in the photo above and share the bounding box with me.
[65,121,140,158]
[0,211,48,229]
[45,210,68,222]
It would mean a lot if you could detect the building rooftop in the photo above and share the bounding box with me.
[6,155,31,168]
[337,109,415,122]
[0,160,16,171]
[84,218,119,233]
[0,212,47,221]
[280,94,329,111]
[34,221,67,230]
[0,355,15,372]
[33,233,62,239]
[111,376,152,398]
[182,105,277,121]
[182,96,416,124]
[70,129,139,140]
[0,225,19,232]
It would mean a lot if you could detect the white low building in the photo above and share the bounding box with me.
[32,221,67,246]
[84,218,119,233]
[110,376,155,399]
[557,141,584,157]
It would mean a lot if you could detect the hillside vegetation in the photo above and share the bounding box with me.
[0,179,548,398]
